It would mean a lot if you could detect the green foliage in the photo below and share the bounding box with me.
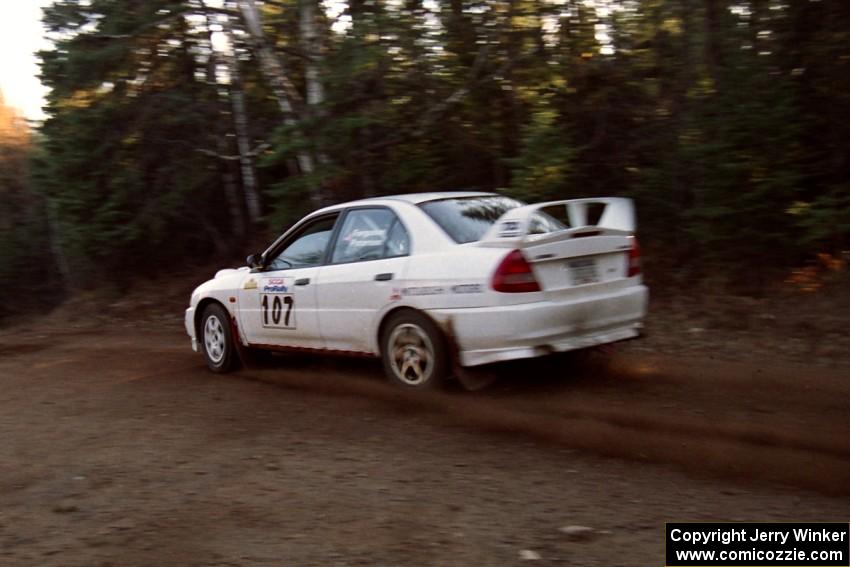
[16,0,850,295]
[0,98,59,317]
[799,186,850,247]
[510,102,576,202]
[35,0,244,284]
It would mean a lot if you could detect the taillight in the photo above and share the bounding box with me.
[492,250,541,293]
[627,237,641,277]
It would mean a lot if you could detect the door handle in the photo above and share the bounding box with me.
[294,278,310,286]
[374,273,394,281]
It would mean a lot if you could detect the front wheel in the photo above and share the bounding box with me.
[200,303,240,373]
[380,311,449,389]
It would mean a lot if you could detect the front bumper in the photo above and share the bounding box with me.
[184,307,198,352]
[430,284,648,367]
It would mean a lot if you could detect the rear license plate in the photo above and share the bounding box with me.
[568,258,599,285]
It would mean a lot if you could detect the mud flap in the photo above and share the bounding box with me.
[437,316,498,392]
[455,366,499,392]
[229,315,267,368]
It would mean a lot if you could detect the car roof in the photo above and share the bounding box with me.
[267,191,507,257]
[366,191,498,205]
[314,191,499,214]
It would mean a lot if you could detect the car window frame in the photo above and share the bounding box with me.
[326,205,411,266]
[260,212,341,272]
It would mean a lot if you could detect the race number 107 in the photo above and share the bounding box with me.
[261,294,295,329]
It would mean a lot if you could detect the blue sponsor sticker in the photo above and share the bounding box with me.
[262,278,289,293]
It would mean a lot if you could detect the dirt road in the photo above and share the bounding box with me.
[1,320,849,566]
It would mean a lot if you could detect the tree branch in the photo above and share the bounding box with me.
[83,7,239,41]
[196,142,271,161]
[366,45,519,151]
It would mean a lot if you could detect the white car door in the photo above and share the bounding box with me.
[317,207,411,353]
[238,214,339,349]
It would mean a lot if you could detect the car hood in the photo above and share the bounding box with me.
[215,266,250,279]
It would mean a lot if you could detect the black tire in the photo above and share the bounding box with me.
[200,303,240,373]
[380,310,449,389]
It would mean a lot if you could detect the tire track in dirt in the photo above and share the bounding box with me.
[502,402,850,460]
[229,354,850,496]
[5,329,849,496]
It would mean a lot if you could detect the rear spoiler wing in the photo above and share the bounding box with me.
[479,197,636,245]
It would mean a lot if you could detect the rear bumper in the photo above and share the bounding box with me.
[429,284,648,367]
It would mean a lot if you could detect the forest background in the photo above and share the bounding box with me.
[1,0,848,319]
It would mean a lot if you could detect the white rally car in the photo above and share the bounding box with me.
[185,192,648,388]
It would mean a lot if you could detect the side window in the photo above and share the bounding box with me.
[385,219,410,258]
[268,215,337,270]
[331,208,410,264]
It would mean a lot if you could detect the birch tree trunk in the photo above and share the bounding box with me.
[217,133,247,236]
[236,0,324,207]
[299,0,324,108]
[299,0,332,175]
[205,12,248,235]
[228,77,262,225]
[220,15,262,225]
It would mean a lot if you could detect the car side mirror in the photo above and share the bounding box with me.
[246,253,263,269]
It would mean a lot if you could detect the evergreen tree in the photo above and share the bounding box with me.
[21,0,850,294]
[0,91,58,316]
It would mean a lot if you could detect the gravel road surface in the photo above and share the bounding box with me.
[1,323,848,566]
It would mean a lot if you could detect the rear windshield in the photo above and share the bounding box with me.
[420,196,524,243]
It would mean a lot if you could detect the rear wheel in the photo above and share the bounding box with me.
[381,311,449,389]
[200,303,240,373]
